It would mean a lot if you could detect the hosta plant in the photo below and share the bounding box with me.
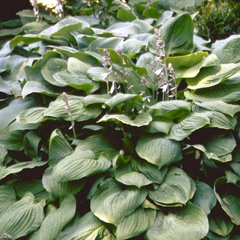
[1,0,240,239]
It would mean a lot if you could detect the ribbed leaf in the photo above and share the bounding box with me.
[90,178,148,225]
[160,13,194,55]
[115,208,156,239]
[136,135,182,169]
[58,212,115,240]
[149,167,196,207]
[39,194,76,240]
[193,100,240,117]
[0,192,45,239]
[42,167,85,197]
[0,144,7,164]
[147,100,191,120]
[191,181,217,215]
[214,177,240,225]
[48,129,73,166]
[146,202,209,240]
[41,58,68,86]
[186,63,240,90]
[98,113,152,127]
[0,185,17,215]
[0,161,47,180]
[52,149,111,182]
[16,107,46,124]
[23,131,41,159]
[44,95,102,122]
[114,164,152,188]
[167,112,210,141]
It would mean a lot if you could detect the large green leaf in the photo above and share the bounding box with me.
[38,195,76,240]
[115,208,156,239]
[0,185,17,215]
[136,135,182,168]
[160,13,194,56]
[48,129,73,166]
[106,22,141,37]
[0,144,7,164]
[44,95,102,122]
[167,112,210,141]
[89,37,124,52]
[0,161,47,180]
[193,101,240,117]
[75,134,118,159]
[90,178,148,225]
[147,100,191,120]
[149,167,196,207]
[58,212,115,240]
[23,131,41,159]
[16,107,46,124]
[191,181,217,215]
[145,202,209,240]
[214,177,240,225]
[98,113,152,127]
[166,52,217,79]
[212,35,240,64]
[186,63,240,90]
[114,164,152,188]
[42,167,85,197]
[52,149,111,182]
[0,192,45,239]
[41,58,68,86]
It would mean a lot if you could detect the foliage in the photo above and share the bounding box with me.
[195,0,240,43]
[1,0,240,239]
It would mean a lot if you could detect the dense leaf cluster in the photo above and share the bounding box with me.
[1,0,240,239]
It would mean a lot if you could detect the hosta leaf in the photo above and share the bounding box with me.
[13,179,48,202]
[68,57,92,75]
[146,202,209,240]
[204,133,236,158]
[90,178,148,225]
[186,63,240,90]
[16,107,46,124]
[149,167,196,207]
[0,97,35,128]
[114,164,152,188]
[23,131,41,159]
[87,67,110,82]
[41,58,68,86]
[136,135,182,169]
[0,161,47,180]
[166,52,217,79]
[208,208,234,237]
[89,37,124,52]
[98,113,152,127]
[0,192,45,239]
[106,22,141,37]
[147,100,191,120]
[117,8,137,22]
[83,94,111,106]
[58,212,115,240]
[131,159,168,184]
[115,208,156,239]
[0,185,17,215]
[42,167,85,197]
[185,77,240,103]
[142,117,173,134]
[104,93,141,110]
[212,35,240,64]
[44,95,102,122]
[160,13,194,56]
[0,144,7,163]
[48,129,73,166]
[214,177,240,225]
[167,112,210,141]
[193,100,240,117]
[0,128,24,151]
[75,134,118,159]
[53,70,98,93]
[39,194,76,240]
[22,81,61,99]
[191,181,217,215]
[122,39,143,58]
[52,149,111,182]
